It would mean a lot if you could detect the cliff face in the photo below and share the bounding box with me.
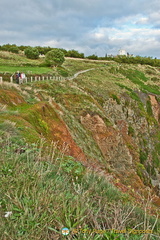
[80,112,133,171]
[104,95,160,194]
[0,60,160,208]
[79,94,160,203]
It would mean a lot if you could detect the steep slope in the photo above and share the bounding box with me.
[0,59,160,211]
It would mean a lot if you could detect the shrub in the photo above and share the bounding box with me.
[45,49,65,67]
[87,54,98,60]
[9,46,19,54]
[66,49,84,58]
[61,156,85,182]
[24,47,39,59]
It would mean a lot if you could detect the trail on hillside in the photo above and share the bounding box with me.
[68,68,95,80]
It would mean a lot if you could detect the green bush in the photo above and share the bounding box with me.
[24,47,39,59]
[9,46,19,54]
[66,49,84,58]
[45,49,65,67]
[87,54,98,60]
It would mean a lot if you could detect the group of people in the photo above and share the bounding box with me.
[15,72,26,84]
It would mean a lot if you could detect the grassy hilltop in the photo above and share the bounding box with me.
[0,51,160,239]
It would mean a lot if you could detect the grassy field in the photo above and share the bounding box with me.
[0,51,53,75]
[0,65,54,75]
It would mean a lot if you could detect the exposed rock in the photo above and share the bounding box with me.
[80,113,133,171]
[149,95,160,123]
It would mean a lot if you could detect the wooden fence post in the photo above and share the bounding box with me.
[19,78,23,84]
[0,77,3,83]
[35,76,38,81]
[31,76,33,82]
[10,76,13,83]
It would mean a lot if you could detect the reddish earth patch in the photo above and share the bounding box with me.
[0,89,25,106]
[22,102,88,165]
[149,95,160,123]
[152,196,160,207]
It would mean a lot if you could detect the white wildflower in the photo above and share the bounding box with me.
[4,211,12,217]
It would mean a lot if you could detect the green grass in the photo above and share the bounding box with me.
[63,58,106,75]
[0,134,159,240]
[0,51,55,75]
[0,65,54,74]
[0,51,41,66]
[118,68,160,95]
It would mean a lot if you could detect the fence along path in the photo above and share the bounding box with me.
[0,75,66,84]
[0,68,95,84]
[10,75,65,84]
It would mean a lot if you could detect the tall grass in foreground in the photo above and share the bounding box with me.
[0,130,160,239]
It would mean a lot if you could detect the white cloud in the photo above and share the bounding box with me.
[0,0,160,58]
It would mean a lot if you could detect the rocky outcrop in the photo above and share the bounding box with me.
[80,113,133,171]
[149,95,160,123]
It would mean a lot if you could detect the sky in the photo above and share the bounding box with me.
[0,0,160,58]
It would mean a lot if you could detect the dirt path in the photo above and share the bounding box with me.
[68,68,95,80]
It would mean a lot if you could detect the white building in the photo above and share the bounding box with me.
[118,49,127,56]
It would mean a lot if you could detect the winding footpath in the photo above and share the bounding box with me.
[68,68,95,80]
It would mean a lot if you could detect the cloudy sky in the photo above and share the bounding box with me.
[0,0,160,58]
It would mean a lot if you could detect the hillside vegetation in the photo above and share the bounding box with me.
[0,51,160,240]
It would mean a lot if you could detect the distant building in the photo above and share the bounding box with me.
[118,49,127,56]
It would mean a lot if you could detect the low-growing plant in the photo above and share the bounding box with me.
[139,149,148,163]
[146,99,153,116]
[128,124,135,136]
[111,93,121,104]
